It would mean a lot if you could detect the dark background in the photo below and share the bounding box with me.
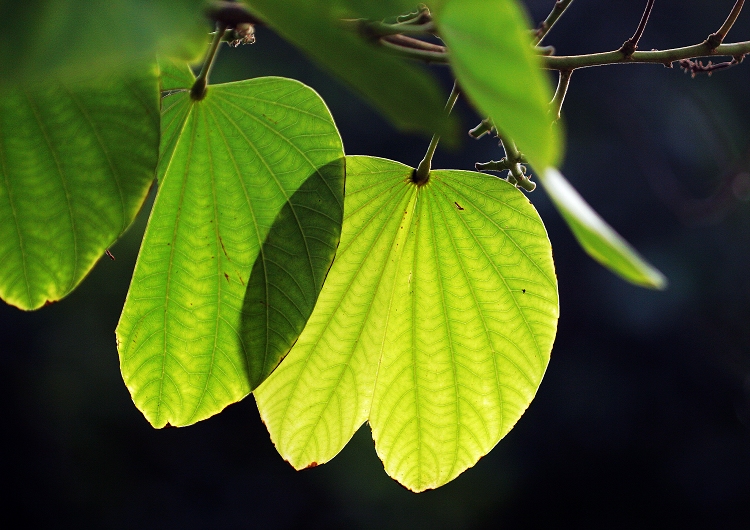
[3,0,750,527]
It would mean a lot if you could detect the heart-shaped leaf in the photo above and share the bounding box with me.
[0,67,160,310]
[117,70,345,427]
[256,156,558,491]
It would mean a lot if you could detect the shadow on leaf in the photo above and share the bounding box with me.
[241,158,345,390]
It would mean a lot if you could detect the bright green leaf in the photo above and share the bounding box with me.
[0,67,160,310]
[242,0,458,143]
[256,156,558,491]
[0,0,207,87]
[540,168,666,289]
[434,0,561,170]
[117,75,345,428]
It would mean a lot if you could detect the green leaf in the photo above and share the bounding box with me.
[158,56,196,93]
[256,156,558,491]
[0,0,207,87]
[539,168,667,289]
[0,67,160,310]
[433,0,561,170]
[335,1,421,19]
[242,0,458,143]
[117,75,345,428]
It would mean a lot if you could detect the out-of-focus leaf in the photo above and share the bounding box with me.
[433,0,561,170]
[335,1,421,19]
[0,0,208,86]
[0,67,160,310]
[256,156,558,491]
[540,168,667,289]
[117,73,345,427]
[242,0,458,143]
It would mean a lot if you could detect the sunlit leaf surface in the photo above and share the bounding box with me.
[434,0,561,170]
[0,68,160,310]
[256,156,558,491]
[117,70,345,427]
[540,168,667,289]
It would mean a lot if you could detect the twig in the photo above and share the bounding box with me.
[705,0,746,50]
[477,134,536,191]
[381,34,446,53]
[550,70,573,120]
[343,18,436,40]
[469,119,494,139]
[620,0,656,58]
[379,36,449,63]
[535,0,575,45]
[545,40,750,69]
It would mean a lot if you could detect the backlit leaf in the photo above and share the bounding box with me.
[0,67,160,310]
[117,73,345,427]
[256,156,558,491]
[434,0,561,170]
[540,168,667,289]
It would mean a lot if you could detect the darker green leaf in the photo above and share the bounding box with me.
[0,0,207,87]
[242,0,458,143]
[434,0,561,170]
[0,67,160,310]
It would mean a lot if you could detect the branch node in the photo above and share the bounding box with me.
[704,32,723,51]
[619,40,637,59]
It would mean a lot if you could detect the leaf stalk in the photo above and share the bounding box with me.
[191,23,227,101]
[413,82,460,185]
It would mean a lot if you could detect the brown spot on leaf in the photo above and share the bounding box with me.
[218,235,230,260]
[43,300,56,307]
[454,201,464,211]
[522,289,526,294]
[224,272,230,282]
[305,462,318,469]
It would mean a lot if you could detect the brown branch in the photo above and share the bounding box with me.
[620,0,656,58]
[705,0,746,50]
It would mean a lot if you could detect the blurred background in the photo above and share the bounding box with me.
[3,0,750,527]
